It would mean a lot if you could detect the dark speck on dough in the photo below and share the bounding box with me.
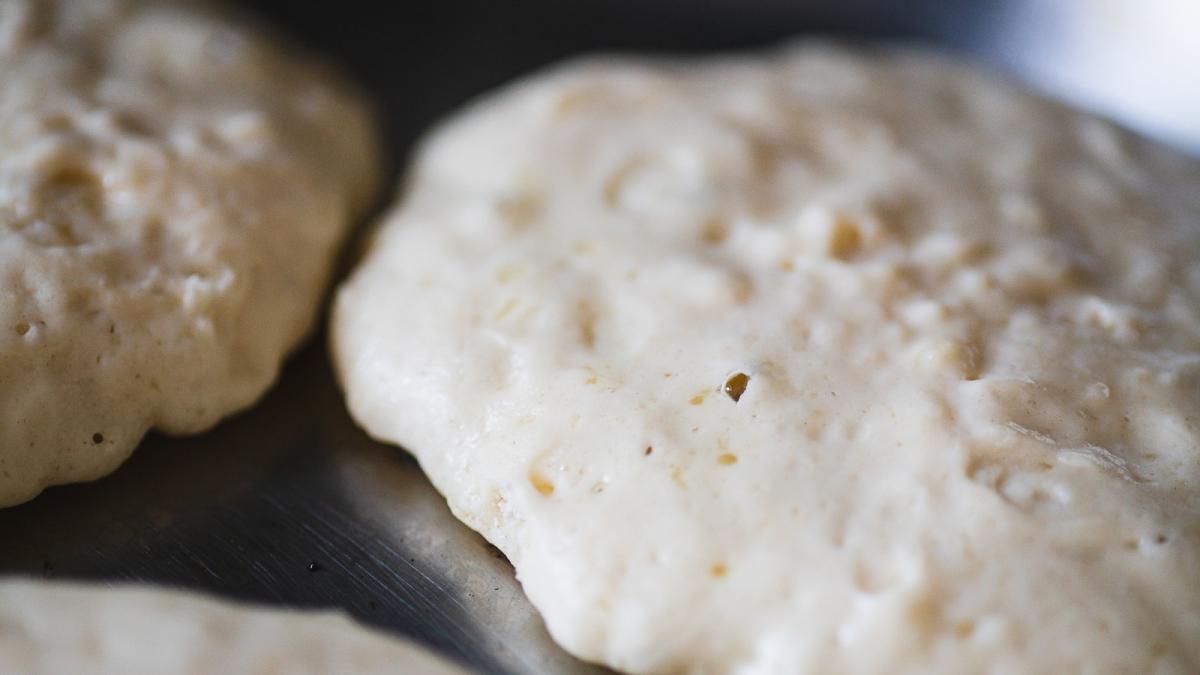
[724,372,750,402]
[91,433,104,444]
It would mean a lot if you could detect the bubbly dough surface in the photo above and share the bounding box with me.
[0,579,465,674]
[333,46,1200,674]
[0,0,378,505]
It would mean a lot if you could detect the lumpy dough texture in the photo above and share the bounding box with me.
[333,45,1200,674]
[0,0,378,505]
[0,579,466,674]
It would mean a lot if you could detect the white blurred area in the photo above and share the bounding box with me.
[990,0,1200,154]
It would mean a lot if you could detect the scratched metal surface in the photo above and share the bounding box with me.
[0,1,1188,674]
[0,336,598,675]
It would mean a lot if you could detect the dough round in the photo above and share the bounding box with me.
[0,579,465,674]
[333,46,1200,673]
[0,0,379,505]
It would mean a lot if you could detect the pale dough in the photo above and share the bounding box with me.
[0,0,379,506]
[0,579,465,674]
[333,45,1200,673]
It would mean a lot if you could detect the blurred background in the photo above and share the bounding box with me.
[242,0,1199,178]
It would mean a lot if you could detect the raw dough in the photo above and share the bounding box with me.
[0,0,379,505]
[0,578,465,674]
[333,45,1200,673]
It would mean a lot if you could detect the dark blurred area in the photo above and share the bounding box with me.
[238,0,1011,178]
[239,0,1198,184]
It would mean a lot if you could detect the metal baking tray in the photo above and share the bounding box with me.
[2,1,1191,673]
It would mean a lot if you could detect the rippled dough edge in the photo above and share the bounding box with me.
[333,45,1200,674]
[0,579,466,674]
[0,0,380,506]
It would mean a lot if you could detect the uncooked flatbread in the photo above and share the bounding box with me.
[0,579,465,674]
[332,45,1200,673]
[0,0,378,506]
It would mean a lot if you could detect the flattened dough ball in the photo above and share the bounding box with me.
[333,46,1200,673]
[0,579,465,674]
[0,0,379,505]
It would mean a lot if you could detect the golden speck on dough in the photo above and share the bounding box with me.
[586,374,598,385]
[730,271,755,304]
[496,192,542,226]
[494,297,519,320]
[829,215,862,260]
[528,471,555,496]
[552,89,595,118]
[14,322,30,336]
[779,259,795,272]
[924,339,982,380]
[700,216,729,245]
[496,264,524,283]
[718,453,738,465]
[710,563,728,578]
[724,372,750,402]
[670,465,687,488]
[578,300,597,348]
[602,156,647,206]
[952,620,976,639]
[690,392,706,405]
